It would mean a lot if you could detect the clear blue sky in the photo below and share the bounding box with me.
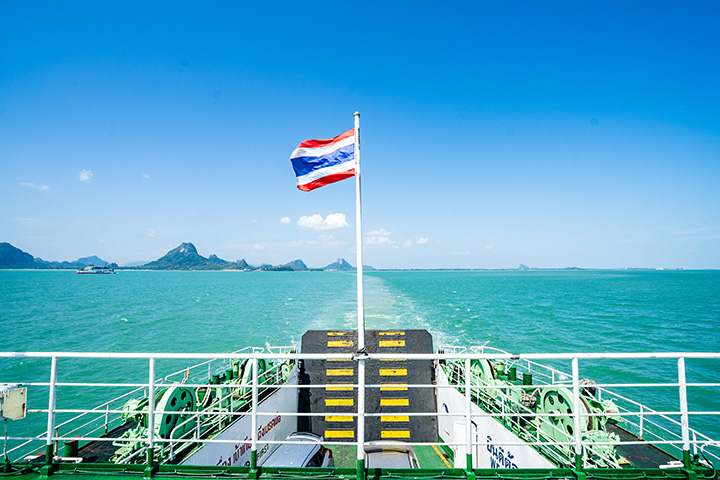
[2,1,719,269]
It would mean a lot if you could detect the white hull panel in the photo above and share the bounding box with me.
[181,366,299,467]
[436,366,555,469]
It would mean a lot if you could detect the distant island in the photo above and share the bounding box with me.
[0,241,685,272]
[0,242,120,270]
[0,242,365,272]
[140,242,362,271]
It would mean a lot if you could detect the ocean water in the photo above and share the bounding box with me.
[1,270,719,450]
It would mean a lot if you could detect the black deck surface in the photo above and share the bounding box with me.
[76,421,137,463]
[300,329,437,443]
[606,423,677,468]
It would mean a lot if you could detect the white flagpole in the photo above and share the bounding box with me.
[354,111,364,348]
[353,111,366,479]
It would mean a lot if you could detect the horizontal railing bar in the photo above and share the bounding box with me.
[20,409,699,420]
[3,351,720,360]
[21,381,715,390]
[33,398,693,417]
[23,434,689,449]
[247,410,686,419]
[23,382,153,388]
[22,404,708,419]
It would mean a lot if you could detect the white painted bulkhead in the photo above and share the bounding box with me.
[181,365,299,467]
[436,366,555,469]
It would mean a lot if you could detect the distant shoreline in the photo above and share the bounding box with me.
[1,267,708,272]
[2,242,710,272]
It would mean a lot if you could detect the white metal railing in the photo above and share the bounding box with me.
[1,350,719,471]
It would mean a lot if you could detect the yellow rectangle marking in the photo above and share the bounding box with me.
[327,340,354,347]
[326,385,354,391]
[380,385,408,391]
[325,398,354,406]
[326,368,354,376]
[379,368,407,376]
[381,430,410,439]
[379,340,405,347]
[326,416,354,422]
[381,415,409,422]
[327,332,346,336]
[379,358,407,362]
[325,430,355,438]
[327,358,350,362]
[379,332,405,336]
[380,398,409,406]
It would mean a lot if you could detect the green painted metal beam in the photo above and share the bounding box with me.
[2,462,718,480]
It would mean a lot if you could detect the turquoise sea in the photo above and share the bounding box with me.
[1,270,719,453]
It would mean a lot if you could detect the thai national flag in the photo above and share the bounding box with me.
[290,129,355,191]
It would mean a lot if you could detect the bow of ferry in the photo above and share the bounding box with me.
[2,330,719,480]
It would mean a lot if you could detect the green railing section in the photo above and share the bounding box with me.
[2,350,719,480]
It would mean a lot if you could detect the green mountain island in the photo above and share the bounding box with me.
[0,242,118,270]
[0,241,368,271]
[142,243,366,271]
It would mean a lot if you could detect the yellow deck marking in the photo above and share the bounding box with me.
[381,415,409,422]
[325,398,354,406]
[379,340,405,347]
[327,358,351,362]
[380,384,408,391]
[327,340,354,347]
[432,445,453,468]
[381,430,410,439]
[327,332,346,336]
[379,332,405,336]
[326,416,353,422]
[326,385,354,391]
[379,368,407,376]
[326,368,354,376]
[325,430,355,438]
[379,358,407,362]
[380,398,409,406]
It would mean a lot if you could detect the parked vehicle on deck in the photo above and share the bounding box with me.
[260,432,334,468]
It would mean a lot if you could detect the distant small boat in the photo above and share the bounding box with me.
[76,265,116,274]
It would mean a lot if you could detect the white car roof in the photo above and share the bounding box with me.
[259,432,323,467]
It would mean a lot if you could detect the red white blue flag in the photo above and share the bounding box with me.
[290,129,355,191]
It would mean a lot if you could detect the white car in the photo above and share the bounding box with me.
[364,443,419,469]
[260,432,334,468]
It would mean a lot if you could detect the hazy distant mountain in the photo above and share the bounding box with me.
[143,243,230,270]
[0,242,117,269]
[235,259,251,270]
[207,254,228,266]
[282,259,309,271]
[76,255,110,266]
[140,243,259,270]
[140,244,349,271]
[323,258,354,271]
[0,242,36,268]
[123,260,150,268]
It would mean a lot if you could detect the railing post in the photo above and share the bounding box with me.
[571,357,585,478]
[144,357,156,477]
[677,357,694,474]
[250,358,259,478]
[465,358,475,479]
[3,418,10,473]
[357,357,366,480]
[42,356,58,473]
[638,406,644,440]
